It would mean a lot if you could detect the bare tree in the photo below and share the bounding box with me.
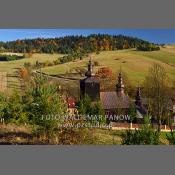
[144,63,171,132]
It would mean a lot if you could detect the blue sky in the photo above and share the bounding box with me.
[0,29,175,44]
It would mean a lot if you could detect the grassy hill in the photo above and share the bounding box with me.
[41,47,175,85]
[1,46,175,92]
[0,53,63,91]
[0,53,62,73]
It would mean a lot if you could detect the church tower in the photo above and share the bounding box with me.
[80,58,100,101]
[135,85,142,107]
[85,58,94,77]
[116,71,125,96]
[135,84,147,116]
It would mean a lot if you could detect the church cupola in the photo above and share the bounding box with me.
[80,58,100,101]
[116,71,125,96]
[85,58,95,77]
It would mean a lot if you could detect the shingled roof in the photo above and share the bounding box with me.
[81,76,100,83]
[100,91,130,109]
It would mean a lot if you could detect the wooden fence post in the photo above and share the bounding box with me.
[130,122,132,129]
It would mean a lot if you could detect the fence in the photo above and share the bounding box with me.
[0,72,7,92]
[111,122,174,132]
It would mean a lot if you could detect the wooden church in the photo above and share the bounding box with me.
[80,58,100,101]
[79,58,147,119]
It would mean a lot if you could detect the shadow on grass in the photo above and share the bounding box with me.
[0,131,55,145]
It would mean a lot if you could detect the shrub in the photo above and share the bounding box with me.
[121,117,160,145]
[77,95,106,125]
[137,44,160,51]
[166,131,175,145]
[53,59,60,65]
[48,62,54,66]
[94,61,100,66]
[19,67,30,81]
[0,93,7,120]
[24,62,32,69]
[23,53,33,58]
[96,50,100,54]
[44,60,51,67]
[60,57,67,64]
[3,92,29,125]
[0,55,23,61]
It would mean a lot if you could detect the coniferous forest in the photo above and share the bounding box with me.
[0,34,160,54]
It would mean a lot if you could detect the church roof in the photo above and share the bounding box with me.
[80,58,100,84]
[100,91,130,109]
[81,76,100,83]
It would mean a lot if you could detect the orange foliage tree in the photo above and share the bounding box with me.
[95,67,116,91]
[95,67,115,80]
[19,67,30,81]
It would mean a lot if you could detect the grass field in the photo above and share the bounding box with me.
[41,47,175,85]
[0,53,63,91]
[0,46,175,91]
[92,129,170,145]
[0,53,62,73]
[0,124,171,145]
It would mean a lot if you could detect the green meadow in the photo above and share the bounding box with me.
[0,53,63,91]
[0,53,62,73]
[0,46,175,91]
[41,47,175,85]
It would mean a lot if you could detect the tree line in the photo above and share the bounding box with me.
[0,54,24,61]
[137,44,160,51]
[0,34,159,54]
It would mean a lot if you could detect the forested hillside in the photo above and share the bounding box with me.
[0,34,160,54]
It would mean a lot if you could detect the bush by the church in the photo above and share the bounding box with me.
[121,117,160,145]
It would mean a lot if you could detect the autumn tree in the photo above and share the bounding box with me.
[96,67,115,79]
[96,67,115,91]
[19,67,31,81]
